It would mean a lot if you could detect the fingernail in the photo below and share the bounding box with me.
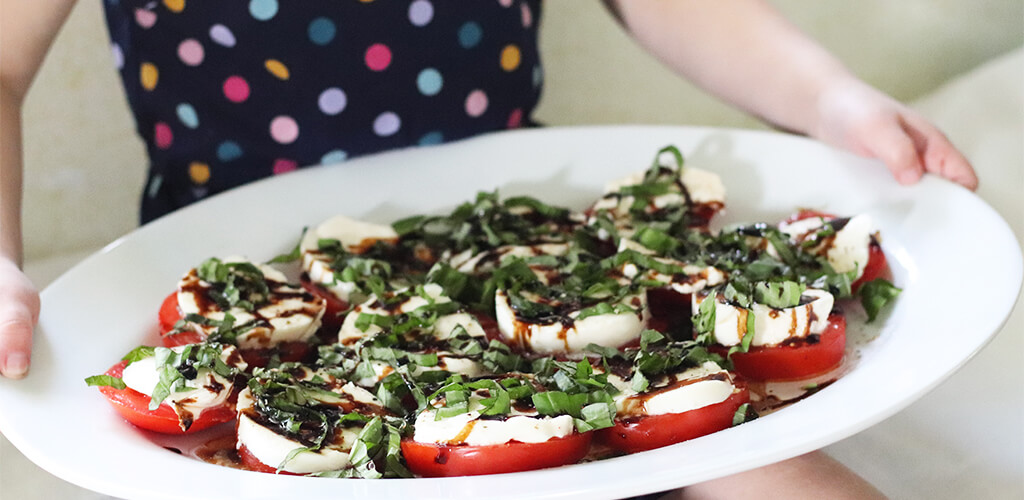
[4,353,29,378]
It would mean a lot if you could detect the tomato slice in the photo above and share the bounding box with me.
[237,444,302,475]
[722,313,847,381]
[300,277,349,327]
[401,432,593,477]
[596,385,749,454]
[96,360,236,434]
[158,291,181,334]
[852,243,887,292]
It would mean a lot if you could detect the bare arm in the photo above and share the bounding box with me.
[605,0,977,190]
[0,0,78,378]
[669,451,887,500]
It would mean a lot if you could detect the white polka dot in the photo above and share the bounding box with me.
[373,112,401,137]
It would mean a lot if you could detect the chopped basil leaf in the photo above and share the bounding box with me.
[85,374,126,390]
[859,279,901,322]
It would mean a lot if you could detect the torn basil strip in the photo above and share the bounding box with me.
[859,279,902,322]
[85,374,126,390]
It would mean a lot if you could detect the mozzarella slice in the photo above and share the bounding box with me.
[121,344,247,430]
[608,361,737,418]
[300,215,399,303]
[177,257,325,349]
[494,289,649,355]
[692,288,835,347]
[235,375,386,474]
[337,283,486,344]
[453,243,570,279]
[589,166,726,236]
[413,396,575,446]
[618,248,726,295]
[778,214,876,280]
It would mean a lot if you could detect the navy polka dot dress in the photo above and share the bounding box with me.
[100,0,544,222]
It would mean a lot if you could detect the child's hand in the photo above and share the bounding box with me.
[813,79,978,191]
[0,258,38,379]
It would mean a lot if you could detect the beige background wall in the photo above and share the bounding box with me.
[20,0,1024,261]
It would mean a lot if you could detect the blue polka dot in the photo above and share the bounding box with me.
[418,131,444,146]
[216,141,243,162]
[533,65,543,87]
[457,22,482,49]
[175,103,199,129]
[416,68,443,96]
[249,0,278,21]
[308,17,336,45]
[320,149,348,165]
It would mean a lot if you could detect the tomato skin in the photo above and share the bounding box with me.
[596,385,749,454]
[237,444,302,476]
[722,313,846,382]
[400,432,593,477]
[852,243,887,292]
[158,291,181,335]
[299,278,349,327]
[96,361,236,434]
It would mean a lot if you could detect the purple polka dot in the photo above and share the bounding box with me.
[273,158,298,175]
[373,112,401,136]
[177,39,204,66]
[318,88,347,115]
[111,44,124,69]
[135,8,157,29]
[365,44,392,72]
[154,122,173,149]
[408,0,434,26]
[209,24,236,47]
[465,90,489,118]
[270,116,299,144]
[223,76,250,103]
[507,108,523,129]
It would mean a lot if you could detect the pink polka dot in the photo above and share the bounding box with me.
[507,108,523,129]
[272,159,298,175]
[498,0,513,7]
[465,90,489,118]
[521,3,533,27]
[365,44,392,72]
[177,39,204,66]
[135,8,157,29]
[269,115,299,144]
[223,76,250,103]
[154,122,173,149]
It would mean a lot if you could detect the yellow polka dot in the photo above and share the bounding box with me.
[264,59,290,80]
[163,0,185,13]
[500,45,521,72]
[359,0,374,3]
[189,162,210,184]
[140,62,159,91]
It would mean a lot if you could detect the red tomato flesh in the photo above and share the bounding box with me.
[96,360,236,434]
[237,444,302,476]
[596,385,749,454]
[158,291,181,334]
[401,432,593,477]
[722,313,847,382]
[300,278,349,327]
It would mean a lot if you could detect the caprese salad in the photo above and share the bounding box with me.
[87,145,900,478]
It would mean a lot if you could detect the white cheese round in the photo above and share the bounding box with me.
[338,283,485,344]
[413,399,574,446]
[693,288,835,347]
[494,289,648,355]
[609,362,736,418]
